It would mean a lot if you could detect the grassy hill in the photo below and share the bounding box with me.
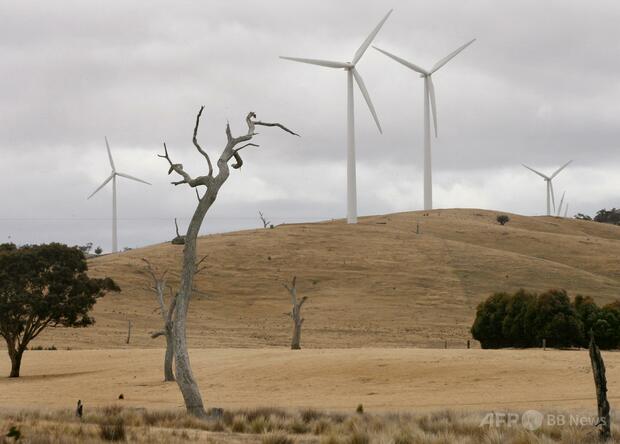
[35,209,620,349]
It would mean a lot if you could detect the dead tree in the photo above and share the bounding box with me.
[171,218,186,245]
[284,276,307,350]
[158,106,298,417]
[259,211,271,228]
[143,258,177,382]
[589,331,611,441]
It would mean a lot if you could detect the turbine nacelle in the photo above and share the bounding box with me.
[279,9,393,136]
[522,161,572,216]
[87,137,151,253]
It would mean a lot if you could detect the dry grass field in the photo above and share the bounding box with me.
[1,348,620,442]
[1,348,618,412]
[27,208,620,349]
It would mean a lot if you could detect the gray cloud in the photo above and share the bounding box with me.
[0,1,619,251]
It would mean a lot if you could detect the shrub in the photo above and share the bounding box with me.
[594,208,620,225]
[288,419,309,434]
[355,404,364,414]
[472,289,604,349]
[348,427,369,444]
[496,215,510,225]
[471,292,513,348]
[231,415,247,433]
[525,289,584,348]
[300,408,323,423]
[393,430,414,444]
[261,433,294,444]
[99,416,126,441]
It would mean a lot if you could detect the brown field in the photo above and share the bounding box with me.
[0,348,617,412]
[28,209,620,349]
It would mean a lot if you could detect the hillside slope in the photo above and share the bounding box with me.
[36,209,620,349]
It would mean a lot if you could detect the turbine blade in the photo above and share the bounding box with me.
[116,172,151,185]
[428,76,438,137]
[351,68,382,134]
[557,191,565,217]
[522,164,549,180]
[352,9,393,65]
[87,173,114,199]
[550,160,572,179]
[549,181,556,213]
[430,38,476,74]
[105,136,116,171]
[372,46,429,75]
[279,56,349,69]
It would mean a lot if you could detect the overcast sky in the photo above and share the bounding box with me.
[1,1,619,252]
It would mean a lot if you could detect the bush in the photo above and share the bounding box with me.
[99,416,126,441]
[496,215,510,225]
[261,433,294,444]
[594,208,620,225]
[472,289,618,349]
[471,292,513,348]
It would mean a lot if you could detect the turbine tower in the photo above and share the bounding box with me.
[373,39,476,210]
[88,137,151,253]
[522,161,572,216]
[280,10,392,224]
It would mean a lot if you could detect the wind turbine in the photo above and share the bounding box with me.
[556,191,566,217]
[280,10,392,224]
[522,160,572,216]
[88,137,151,253]
[564,203,569,218]
[373,39,475,211]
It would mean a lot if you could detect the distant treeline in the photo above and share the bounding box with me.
[575,208,620,225]
[471,289,620,350]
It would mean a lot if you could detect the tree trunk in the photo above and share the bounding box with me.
[173,192,218,418]
[589,332,611,441]
[164,324,175,382]
[9,348,24,378]
[291,321,302,350]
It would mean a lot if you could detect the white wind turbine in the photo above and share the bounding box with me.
[522,160,572,216]
[87,137,151,253]
[373,39,476,211]
[556,191,566,217]
[280,10,392,224]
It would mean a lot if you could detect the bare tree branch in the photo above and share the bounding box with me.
[195,254,209,275]
[158,143,195,186]
[254,120,300,137]
[192,106,213,177]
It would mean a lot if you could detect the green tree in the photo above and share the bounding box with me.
[501,289,536,347]
[471,292,512,348]
[496,215,510,226]
[0,243,119,377]
[525,289,583,348]
[594,208,620,225]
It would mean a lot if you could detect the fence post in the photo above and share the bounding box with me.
[467,340,470,349]
[542,338,546,350]
[444,340,448,349]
